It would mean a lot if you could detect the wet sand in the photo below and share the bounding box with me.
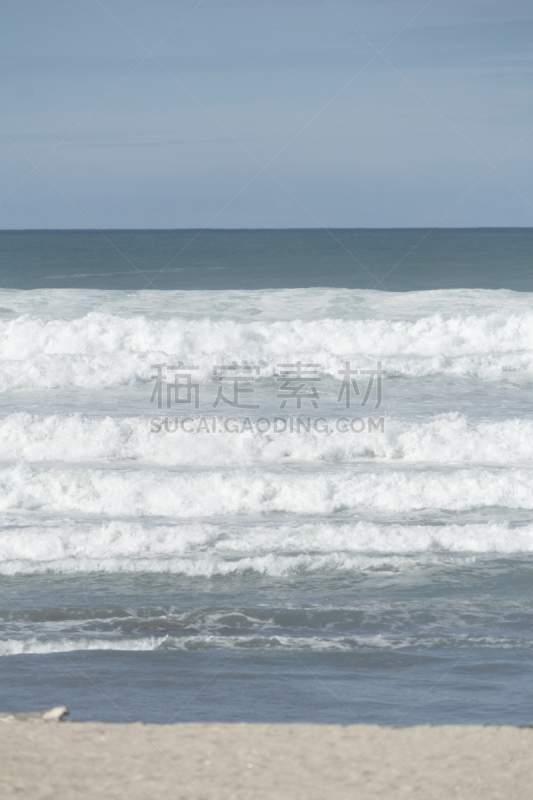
[1,716,532,799]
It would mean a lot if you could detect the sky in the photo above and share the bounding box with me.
[2,0,533,228]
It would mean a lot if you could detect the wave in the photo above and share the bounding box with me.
[0,634,368,656]
[0,631,526,656]
[2,305,533,390]
[0,517,532,575]
[3,309,533,359]
[1,462,532,519]
[0,462,533,520]
[1,412,533,465]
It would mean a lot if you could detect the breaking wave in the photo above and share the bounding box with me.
[1,412,533,464]
[1,289,533,390]
[0,516,532,575]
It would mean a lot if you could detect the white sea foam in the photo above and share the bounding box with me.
[0,463,532,519]
[2,295,533,390]
[0,517,531,575]
[0,635,382,656]
[1,412,533,465]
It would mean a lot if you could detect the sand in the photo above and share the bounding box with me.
[1,712,532,799]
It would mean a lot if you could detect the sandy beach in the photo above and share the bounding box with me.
[1,714,532,799]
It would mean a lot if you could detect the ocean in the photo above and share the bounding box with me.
[1,228,533,725]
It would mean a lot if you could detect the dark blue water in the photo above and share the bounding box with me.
[2,228,533,291]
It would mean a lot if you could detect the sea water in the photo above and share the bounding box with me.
[1,228,533,724]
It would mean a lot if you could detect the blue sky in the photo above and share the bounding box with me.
[2,0,533,228]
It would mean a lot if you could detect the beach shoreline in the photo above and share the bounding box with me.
[2,717,532,799]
